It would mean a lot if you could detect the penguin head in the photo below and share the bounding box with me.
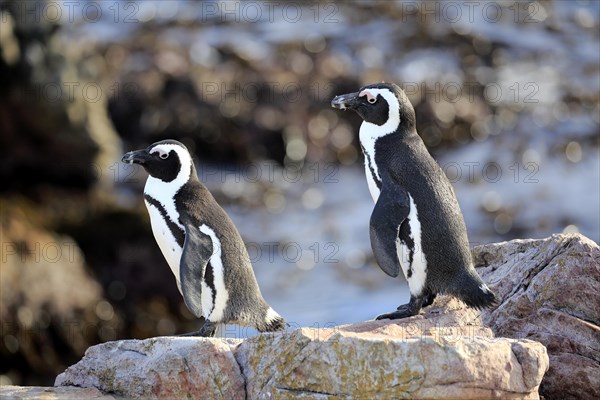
[122,139,194,182]
[331,82,415,132]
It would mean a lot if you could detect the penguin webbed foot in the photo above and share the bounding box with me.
[422,293,437,308]
[177,319,217,337]
[198,320,217,337]
[177,330,202,337]
[375,294,431,320]
[375,304,418,320]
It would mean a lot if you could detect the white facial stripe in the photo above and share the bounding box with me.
[199,224,229,322]
[150,147,169,159]
[148,143,193,184]
[360,88,401,139]
[144,144,192,231]
[359,89,376,103]
[359,88,401,188]
[395,194,427,296]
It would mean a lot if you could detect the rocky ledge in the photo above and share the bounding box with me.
[52,312,547,400]
[50,293,550,400]
[4,233,597,400]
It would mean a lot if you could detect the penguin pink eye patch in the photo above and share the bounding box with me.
[150,147,169,159]
[359,90,377,104]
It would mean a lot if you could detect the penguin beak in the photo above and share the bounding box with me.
[331,92,360,110]
[122,149,150,165]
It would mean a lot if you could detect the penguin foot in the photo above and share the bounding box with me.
[375,294,429,320]
[177,320,217,337]
[422,293,437,308]
[198,320,217,337]
[375,304,419,320]
[177,330,203,337]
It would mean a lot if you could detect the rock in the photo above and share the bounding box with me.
[0,385,114,400]
[55,299,548,399]
[51,234,600,399]
[55,337,245,399]
[474,233,600,400]
[236,317,547,399]
[0,1,126,195]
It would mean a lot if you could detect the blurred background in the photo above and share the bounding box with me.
[1,0,598,387]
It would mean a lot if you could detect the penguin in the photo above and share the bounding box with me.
[122,139,286,336]
[331,83,496,320]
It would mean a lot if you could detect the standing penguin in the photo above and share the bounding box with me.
[331,83,496,320]
[122,140,286,336]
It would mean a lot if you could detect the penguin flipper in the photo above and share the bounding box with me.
[180,223,214,318]
[370,184,410,278]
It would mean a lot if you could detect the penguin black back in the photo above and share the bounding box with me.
[332,83,496,319]
[122,140,286,336]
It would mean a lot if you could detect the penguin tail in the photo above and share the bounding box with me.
[258,307,287,332]
[458,272,497,310]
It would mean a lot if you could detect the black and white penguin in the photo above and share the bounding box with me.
[331,83,496,320]
[122,139,286,336]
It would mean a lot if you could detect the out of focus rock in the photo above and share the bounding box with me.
[0,0,121,195]
[0,200,114,385]
[1,0,599,390]
[475,233,600,400]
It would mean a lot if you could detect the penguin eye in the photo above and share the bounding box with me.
[368,97,377,104]
[151,149,169,159]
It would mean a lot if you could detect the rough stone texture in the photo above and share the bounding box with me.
[47,234,600,399]
[0,385,114,400]
[54,298,547,400]
[55,337,245,399]
[236,317,547,400]
[474,234,600,400]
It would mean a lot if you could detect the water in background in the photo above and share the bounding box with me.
[1,0,598,384]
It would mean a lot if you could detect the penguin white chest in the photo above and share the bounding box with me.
[359,123,383,203]
[145,200,184,292]
[364,162,381,202]
[395,194,427,296]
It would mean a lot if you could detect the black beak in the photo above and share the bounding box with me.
[331,91,360,110]
[121,149,149,165]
